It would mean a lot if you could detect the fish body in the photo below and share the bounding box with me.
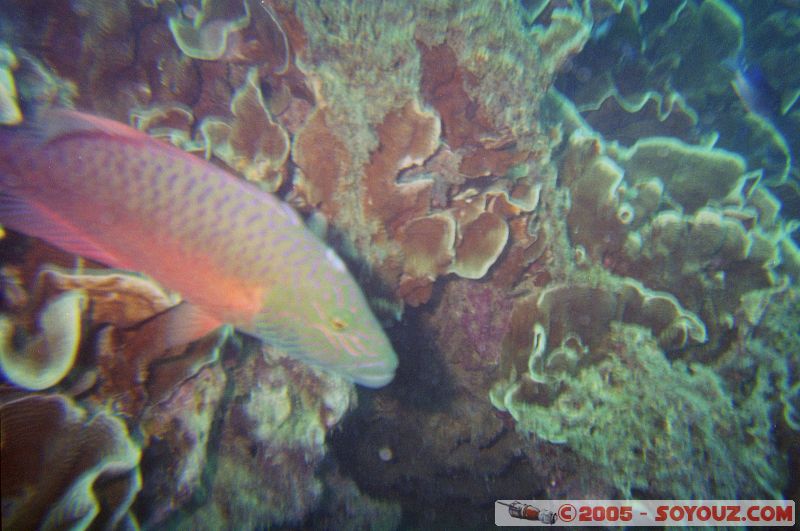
[723,55,782,119]
[732,63,782,119]
[0,108,397,387]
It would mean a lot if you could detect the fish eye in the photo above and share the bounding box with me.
[328,308,354,332]
[330,317,348,331]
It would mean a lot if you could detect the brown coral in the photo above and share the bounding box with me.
[451,212,510,280]
[397,213,456,280]
[418,42,527,178]
[0,394,141,530]
[363,99,440,236]
[34,266,224,418]
[499,274,708,387]
[36,266,178,327]
[419,42,493,152]
[200,67,290,190]
[292,107,352,216]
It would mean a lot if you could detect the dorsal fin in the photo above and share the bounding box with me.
[32,107,152,145]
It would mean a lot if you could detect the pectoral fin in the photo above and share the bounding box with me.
[130,301,223,353]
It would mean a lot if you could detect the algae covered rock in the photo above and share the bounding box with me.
[164,344,356,529]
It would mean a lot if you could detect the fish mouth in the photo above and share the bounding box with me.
[350,366,396,388]
[340,350,398,388]
[282,331,397,387]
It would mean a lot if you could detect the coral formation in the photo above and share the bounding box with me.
[0,43,21,125]
[0,290,85,390]
[168,0,252,61]
[615,137,746,213]
[163,346,355,528]
[492,322,782,498]
[137,363,227,526]
[0,394,141,530]
[22,265,228,418]
[397,213,456,281]
[451,211,510,279]
[199,67,289,190]
[1,0,798,526]
[557,0,798,200]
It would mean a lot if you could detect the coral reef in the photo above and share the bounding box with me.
[199,67,289,190]
[0,290,85,390]
[138,364,227,525]
[557,0,799,206]
[0,43,21,124]
[1,0,798,527]
[0,250,361,528]
[289,0,591,302]
[0,394,141,529]
[491,319,781,498]
[168,0,252,61]
[160,345,355,528]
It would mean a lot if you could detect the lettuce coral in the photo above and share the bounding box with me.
[492,322,782,498]
[168,0,252,61]
[200,67,290,190]
[451,212,510,279]
[1,0,797,524]
[0,394,141,529]
[0,290,85,390]
[613,137,747,213]
[0,43,21,125]
[556,0,797,193]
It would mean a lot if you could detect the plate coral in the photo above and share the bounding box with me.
[0,0,798,528]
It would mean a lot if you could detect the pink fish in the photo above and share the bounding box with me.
[0,108,397,387]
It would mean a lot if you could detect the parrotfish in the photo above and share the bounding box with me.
[0,107,397,387]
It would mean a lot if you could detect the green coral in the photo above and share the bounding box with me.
[296,0,420,148]
[612,137,746,213]
[492,322,784,498]
[556,0,796,187]
[165,346,355,528]
[648,0,743,99]
[0,42,21,124]
[168,0,251,60]
[243,359,353,453]
[744,286,800,431]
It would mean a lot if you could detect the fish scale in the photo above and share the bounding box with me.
[0,107,398,387]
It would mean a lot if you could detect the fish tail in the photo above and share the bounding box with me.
[0,106,59,179]
[0,111,125,266]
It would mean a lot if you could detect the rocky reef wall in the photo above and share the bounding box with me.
[1,0,798,528]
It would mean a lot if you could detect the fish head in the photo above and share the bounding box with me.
[256,248,398,388]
